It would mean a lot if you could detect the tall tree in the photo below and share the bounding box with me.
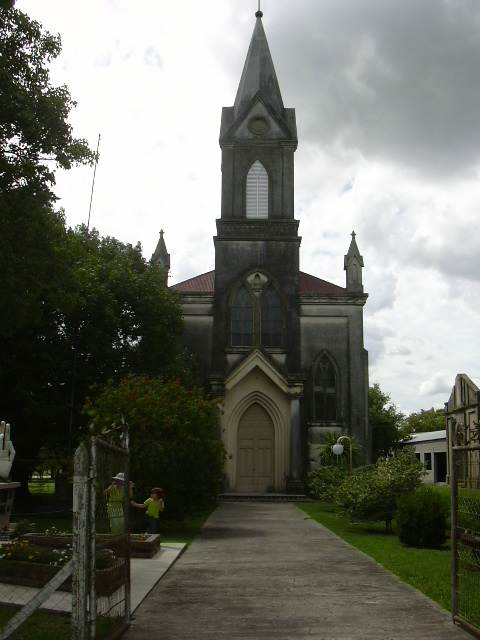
[369,383,410,460]
[0,2,94,336]
[405,408,445,433]
[2,226,186,490]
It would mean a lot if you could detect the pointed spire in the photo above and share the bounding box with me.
[344,231,364,293]
[151,229,170,285]
[233,13,284,119]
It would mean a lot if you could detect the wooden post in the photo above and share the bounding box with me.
[72,444,89,640]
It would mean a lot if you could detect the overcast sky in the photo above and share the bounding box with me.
[17,0,480,415]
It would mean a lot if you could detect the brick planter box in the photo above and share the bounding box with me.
[129,534,161,558]
[0,559,126,596]
[20,533,72,548]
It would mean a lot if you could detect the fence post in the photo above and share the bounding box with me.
[450,440,458,619]
[72,444,89,640]
[89,437,97,640]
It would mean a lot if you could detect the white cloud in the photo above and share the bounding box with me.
[419,373,453,397]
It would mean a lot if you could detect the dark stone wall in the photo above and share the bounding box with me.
[221,144,295,220]
[211,237,301,378]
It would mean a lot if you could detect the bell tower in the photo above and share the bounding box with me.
[211,9,301,380]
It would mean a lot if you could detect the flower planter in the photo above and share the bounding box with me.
[0,558,126,596]
[95,560,126,596]
[20,533,72,548]
[0,559,71,591]
[129,534,161,558]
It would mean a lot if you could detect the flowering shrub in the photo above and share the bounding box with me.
[334,448,425,530]
[0,540,72,566]
[85,375,225,519]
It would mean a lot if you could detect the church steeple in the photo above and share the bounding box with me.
[218,12,297,222]
[151,229,170,285]
[233,12,284,120]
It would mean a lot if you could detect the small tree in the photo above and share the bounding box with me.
[334,448,425,530]
[85,375,225,520]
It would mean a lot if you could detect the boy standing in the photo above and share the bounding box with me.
[131,487,164,534]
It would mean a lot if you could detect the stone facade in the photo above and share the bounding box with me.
[445,373,480,486]
[167,13,371,493]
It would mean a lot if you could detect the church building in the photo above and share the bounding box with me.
[155,10,371,493]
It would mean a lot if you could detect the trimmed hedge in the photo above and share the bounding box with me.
[395,485,449,549]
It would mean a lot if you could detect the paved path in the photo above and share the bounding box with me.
[125,502,472,640]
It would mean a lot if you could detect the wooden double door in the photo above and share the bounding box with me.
[237,403,274,492]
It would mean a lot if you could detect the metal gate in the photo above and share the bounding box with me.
[451,437,480,638]
[73,422,131,640]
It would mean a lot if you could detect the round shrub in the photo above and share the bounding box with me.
[395,485,449,549]
[307,465,348,503]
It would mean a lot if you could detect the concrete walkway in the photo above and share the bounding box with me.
[124,502,472,640]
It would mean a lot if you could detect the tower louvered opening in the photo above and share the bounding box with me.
[246,160,268,219]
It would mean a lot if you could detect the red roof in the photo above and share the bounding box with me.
[171,271,215,293]
[171,270,344,295]
[298,272,345,295]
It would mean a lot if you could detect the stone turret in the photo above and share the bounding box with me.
[344,231,364,293]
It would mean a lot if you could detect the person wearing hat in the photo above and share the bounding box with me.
[103,472,133,535]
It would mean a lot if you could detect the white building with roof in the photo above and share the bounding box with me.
[402,430,447,484]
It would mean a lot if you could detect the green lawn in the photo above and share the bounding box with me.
[297,502,453,612]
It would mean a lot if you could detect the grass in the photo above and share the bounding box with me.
[0,608,123,640]
[297,501,454,612]
[0,608,72,640]
[28,481,54,495]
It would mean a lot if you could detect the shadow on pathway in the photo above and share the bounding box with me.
[124,502,472,640]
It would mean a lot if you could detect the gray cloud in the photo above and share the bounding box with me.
[261,0,480,177]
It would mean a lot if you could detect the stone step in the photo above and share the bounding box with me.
[219,493,312,503]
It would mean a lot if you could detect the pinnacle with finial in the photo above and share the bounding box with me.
[256,0,263,18]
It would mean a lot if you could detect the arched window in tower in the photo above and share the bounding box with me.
[313,354,337,421]
[231,285,254,346]
[246,160,268,219]
[261,284,282,346]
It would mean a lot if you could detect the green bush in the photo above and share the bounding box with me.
[307,465,348,502]
[334,448,425,530]
[395,485,449,548]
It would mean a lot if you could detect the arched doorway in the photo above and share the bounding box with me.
[237,403,274,492]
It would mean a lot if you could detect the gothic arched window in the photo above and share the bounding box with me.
[313,354,337,421]
[231,285,254,346]
[246,160,268,219]
[261,284,282,346]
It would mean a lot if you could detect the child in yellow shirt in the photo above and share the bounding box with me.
[131,487,164,534]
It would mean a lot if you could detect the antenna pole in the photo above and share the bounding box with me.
[87,133,101,232]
